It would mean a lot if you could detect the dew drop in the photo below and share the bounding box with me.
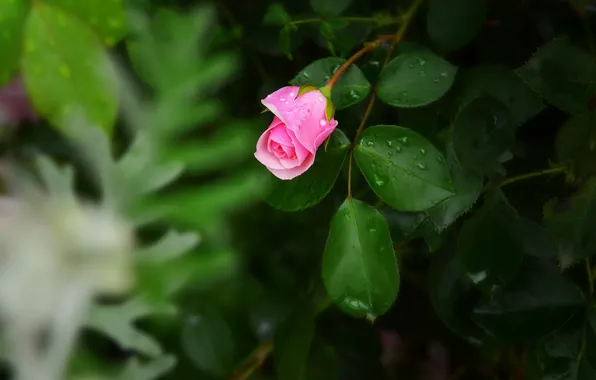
[374,175,385,187]
[400,91,408,97]
[280,97,286,102]
[318,95,325,102]
[323,76,330,82]
[333,65,340,73]
[437,156,444,163]
[290,92,295,97]
[395,146,403,153]
[420,148,427,155]
[408,62,416,69]
[440,71,448,77]
[386,140,393,147]
[418,70,427,77]
[320,119,327,126]
[366,140,375,147]
[388,151,393,157]
[433,78,440,83]
[417,162,427,170]
[418,57,426,65]
[303,72,310,79]
[397,136,409,145]
[369,228,377,233]
[348,90,358,99]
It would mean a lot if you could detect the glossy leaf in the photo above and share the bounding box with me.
[263,3,291,25]
[354,125,454,212]
[266,129,350,212]
[274,309,316,380]
[472,256,584,341]
[290,57,371,109]
[45,0,127,46]
[376,48,457,108]
[452,95,516,176]
[555,110,596,178]
[426,0,487,52]
[426,141,483,231]
[443,65,545,126]
[544,177,596,269]
[310,0,352,16]
[428,244,488,346]
[0,0,28,85]
[322,198,398,320]
[181,308,235,376]
[22,3,118,134]
[457,190,525,294]
[516,38,596,114]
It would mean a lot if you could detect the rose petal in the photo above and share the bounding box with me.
[268,153,315,180]
[254,118,286,170]
[261,86,300,126]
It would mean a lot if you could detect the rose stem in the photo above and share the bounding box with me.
[347,0,425,199]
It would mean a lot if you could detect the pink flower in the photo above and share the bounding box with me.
[255,86,338,180]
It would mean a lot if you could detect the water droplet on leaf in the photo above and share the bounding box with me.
[395,146,402,153]
[397,136,409,145]
[417,162,427,170]
[386,140,393,147]
[420,148,426,155]
[436,156,444,163]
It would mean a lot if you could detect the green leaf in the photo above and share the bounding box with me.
[354,125,454,212]
[279,26,293,60]
[544,178,596,269]
[322,198,398,320]
[426,141,483,231]
[181,307,235,376]
[555,110,596,178]
[263,3,291,25]
[290,57,371,109]
[471,256,585,342]
[45,0,127,46]
[118,355,177,380]
[442,65,545,127]
[376,47,457,108]
[526,317,596,380]
[457,190,525,295]
[86,297,175,358]
[274,309,316,380]
[266,129,350,212]
[426,0,487,53]
[0,0,28,85]
[452,95,516,176]
[22,3,118,135]
[428,243,488,346]
[310,0,352,16]
[516,38,596,114]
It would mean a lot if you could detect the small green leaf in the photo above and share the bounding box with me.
[516,38,596,114]
[322,198,399,320]
[426,141,483,231]
[274,309,316,380]
[457,190,525,295]
[0,0,28,85]
[376,47,457,108]
[263,3,292,25]
[555,110,596,178]
[354,125,454,212]
[544,178,596,269]
[471,256,585,342]
[290,57,371,109]
[279,26,293,60]
[22,3,118,135]
[426,0,488,53]
[310,0,352,16]
[429,246,488,346]
[266,129,350,212]
[452,95,516,176]
[181,307,235,376]
[442,65,545,127]
[45,0,127,46]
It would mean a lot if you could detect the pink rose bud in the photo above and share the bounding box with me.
[255,86,338,180]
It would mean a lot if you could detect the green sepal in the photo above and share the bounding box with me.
[325,100,336,122]
[297,84,318,98]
